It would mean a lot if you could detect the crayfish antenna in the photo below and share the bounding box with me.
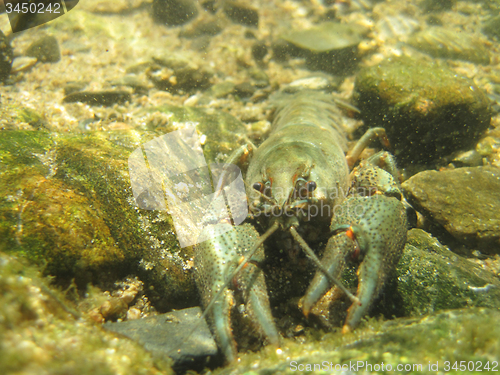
[289,226,360,306]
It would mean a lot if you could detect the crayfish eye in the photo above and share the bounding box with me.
[306,181,317,192]
[252,182,264,192]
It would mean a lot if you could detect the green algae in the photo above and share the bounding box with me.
[354,56,491,165]
[213,308,500,374]
[0,252,174,375]
[0,105,248,310]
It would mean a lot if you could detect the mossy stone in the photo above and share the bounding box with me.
[0,29,13,82]
[0,104,247,310]
[408,27,490,65]
[214,307,500,374]
[0,252,174,375]
[402,168,500,253]
[354,56,491,165]
[25,35,61,63]
[151,0,199,26]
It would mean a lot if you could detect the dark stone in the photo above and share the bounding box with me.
[232,82,256,98]
[223,1,259,27]
[0,29,13,82]
[152,0,198,26]
[178,18,224,38]
[26,35,61,63]
[354,56,491,165]
[251,41,268,61]
[63,90,132,106]
[402,167,500,253]
[63,81,88,95]
[148,54,212,94]
[103,308,218,373]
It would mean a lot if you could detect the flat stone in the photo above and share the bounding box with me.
[26,35,61,63]
[354,56,491,165]
[408,26,490,65]
[63,90,132,106]
[103,308,218,372]
[402,167,500,253]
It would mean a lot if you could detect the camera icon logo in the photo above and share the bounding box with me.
[4,1,79,33]
[128,125,248,248]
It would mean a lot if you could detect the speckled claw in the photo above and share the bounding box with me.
[303,194,407,331]
[350,151,402,199]
[194,222,280,362]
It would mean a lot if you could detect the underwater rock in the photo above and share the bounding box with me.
[25,35,61,63]
[402,168,500,253]
[0,252,174,375]
[232,81,256,98]
[10,56,38,74]
[0,29,13,82]
[279,22,363,74]
[0,130,192,308]
[251,40,268,62]
[214,306,500,374]
[354,56,491,165]
[179,17,225,38]
[103,307,218,373]
[420,0,456,12]
[149,54,213,94]
[482,15,500,40]
[389,229,500,317]
[208,81,236,98]
[151,0,199,26]
[0,101,249,308]
[407,26,490,65]
[63,90,132,106]
[223,1,259,27]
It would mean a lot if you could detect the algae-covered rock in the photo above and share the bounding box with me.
[213,307,500,374]
[0,252,174,375]
[152,0,199,26]
[279,22,363,74]
[0,105,248,311]
[402,167,500,253]
[148,54,213,94]
[63,90,132,106]
[408,27,491,65]
[0,29,13,82]
[25,35,61,63]
[389,229,500,317]
[354,56,491,164]
[223,1,259,27]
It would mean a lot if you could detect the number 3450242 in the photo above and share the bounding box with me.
[5,2,61,14]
